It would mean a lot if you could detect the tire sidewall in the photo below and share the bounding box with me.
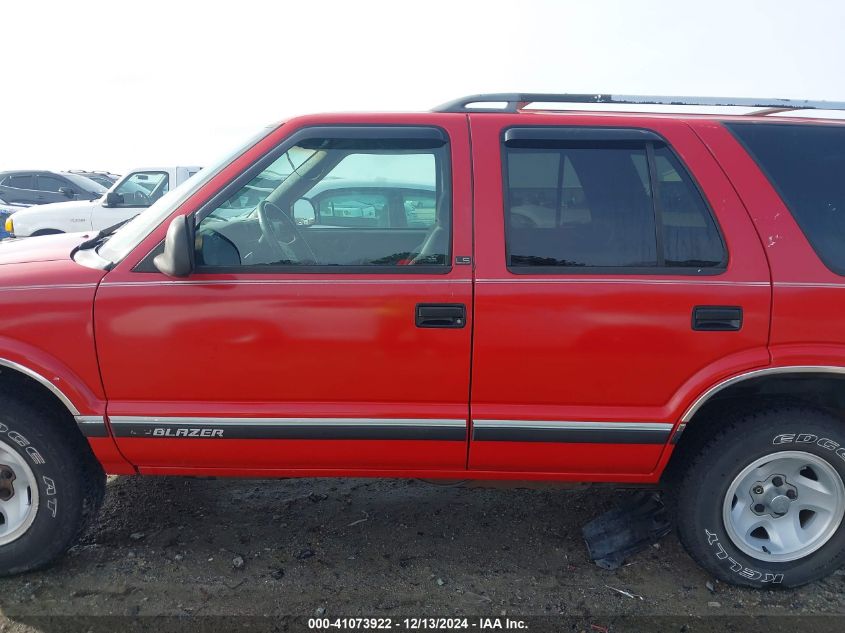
[683,410,845,588]
[0,412,84,574]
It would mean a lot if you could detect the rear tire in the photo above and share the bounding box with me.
[675,405,845,588]
[0,394,105,576]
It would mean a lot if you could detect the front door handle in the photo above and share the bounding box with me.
[415,303,466,328]
[692,305,743,331]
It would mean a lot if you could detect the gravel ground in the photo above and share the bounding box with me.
[1,475,844,632]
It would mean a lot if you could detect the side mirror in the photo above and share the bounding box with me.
[153,215,194,277]
[59,187,75,199]
[293,198,316,226]
[104,191,122,207]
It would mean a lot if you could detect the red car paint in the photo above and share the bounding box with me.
[1,109,843,483]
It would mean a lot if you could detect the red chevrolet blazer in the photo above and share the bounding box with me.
[2,93,845,587]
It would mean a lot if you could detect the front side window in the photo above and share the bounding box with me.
[504,132,725,271]
[112,172,170,207]
[36,175,68,192]
[196,131,450,270]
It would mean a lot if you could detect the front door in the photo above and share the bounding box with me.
[468,114,772,477]
[95,117,473,473]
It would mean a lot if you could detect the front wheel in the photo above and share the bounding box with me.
[675,406,845,588]
[0,394,105,576]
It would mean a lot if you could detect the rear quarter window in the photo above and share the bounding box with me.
[727,122,845,275]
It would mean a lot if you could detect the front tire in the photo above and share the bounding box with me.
[0,394,105,576]
[675,405,845,588]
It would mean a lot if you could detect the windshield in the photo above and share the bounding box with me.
[86,174,117,188]
[62,172,108,195]
[96,124,279,263]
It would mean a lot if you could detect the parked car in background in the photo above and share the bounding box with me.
[0,171,106,206]
[208,176,436,229]
[0,196,23,239]
[4,166,200,236]
[67,170,121,188]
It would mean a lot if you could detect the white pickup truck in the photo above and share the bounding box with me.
[4,166,201,237]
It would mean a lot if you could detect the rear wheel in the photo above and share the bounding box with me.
[675,406,845,588]
[0,394,105,576]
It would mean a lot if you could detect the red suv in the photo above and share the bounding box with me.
[2,93,845,587]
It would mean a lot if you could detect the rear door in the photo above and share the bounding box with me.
[95,116,474,473]
[468,114,771,478]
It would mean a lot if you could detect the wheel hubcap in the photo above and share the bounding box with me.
[0,439,39,546]
[723,450,845,562]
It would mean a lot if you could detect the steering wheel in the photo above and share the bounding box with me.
[256,200,317,264]
[133,190,151,206]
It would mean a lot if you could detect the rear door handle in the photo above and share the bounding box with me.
[415,303,466,328]
[692,305,743,331]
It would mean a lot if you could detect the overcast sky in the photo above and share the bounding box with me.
[3,0,844,173]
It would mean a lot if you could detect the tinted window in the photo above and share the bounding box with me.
[85,174,116,188]
[62,173,108,194]
[4,175,33,189]
[654,147,726,267]
[504,137,724,270]
[196,133,449,269]
[727,123,845,274]
[36,175,68,192]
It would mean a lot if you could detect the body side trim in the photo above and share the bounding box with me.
[110,416,466,427]
[471,420,673,444]
[99,279,471,288]
[74,415,108,437]
[476,279,768,286]
[109,417,467,441]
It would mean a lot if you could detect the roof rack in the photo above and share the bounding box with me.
[432,93,845,115]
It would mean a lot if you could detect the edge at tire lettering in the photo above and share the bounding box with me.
[704,529,784,584]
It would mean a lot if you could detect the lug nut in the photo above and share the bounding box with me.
[772,476,784,487]
[0,470,12,480]
[753,486,765,495]
[786,489,797,500]
[754,503,766,513]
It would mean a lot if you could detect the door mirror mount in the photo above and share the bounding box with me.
[58,187,75,199]
[153,215,194,277]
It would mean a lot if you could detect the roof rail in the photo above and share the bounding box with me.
[432,93,845,115]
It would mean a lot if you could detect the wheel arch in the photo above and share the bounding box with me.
[0,357,82,416]
[30,229,65,237]
[664,366,845,481]
[680,366,845,425]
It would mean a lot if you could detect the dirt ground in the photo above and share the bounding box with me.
[1,475,844,632]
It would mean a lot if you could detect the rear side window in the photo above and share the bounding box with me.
[504,132,725,272]
[4,174,33,189]
[726,122,845,275]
